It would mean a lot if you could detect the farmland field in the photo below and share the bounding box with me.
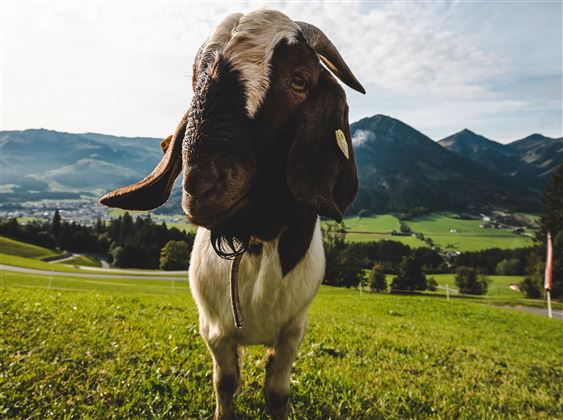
[326,215,427,247]
[336,213,535,251]
[430,274,525,298]
[341,214,400,233]
[346,232,426,247]
[1,270,561,418]
[404,214,534,251]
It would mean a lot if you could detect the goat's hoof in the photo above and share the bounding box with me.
[265,390,290,420]
[214,408,235,420]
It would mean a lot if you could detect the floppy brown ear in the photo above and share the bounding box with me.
[99,112,188,211]
[287,70,358,222]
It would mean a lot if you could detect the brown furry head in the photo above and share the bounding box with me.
[99,10,364,257]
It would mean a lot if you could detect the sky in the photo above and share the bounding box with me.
[1,1,561,143]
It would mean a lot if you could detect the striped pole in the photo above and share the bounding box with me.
[544,231,553,319]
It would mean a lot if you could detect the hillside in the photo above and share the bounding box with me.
[0,129,161,203]
[506,134,563,190]
[0,236,60,259]
[349,116,541,214]
[1,118,554,215]
[439,130,562,191]
[438,129,519,174]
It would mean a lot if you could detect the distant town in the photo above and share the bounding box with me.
[0,197,186,226]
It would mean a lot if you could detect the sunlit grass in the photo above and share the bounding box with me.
[0,236,60,259]
[1,272,561,418]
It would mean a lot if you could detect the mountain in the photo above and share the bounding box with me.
[505,134,563,190]
[439,130,563,191]
[1,119,552,214]
[349,116,541,214]
[0,129,162,203]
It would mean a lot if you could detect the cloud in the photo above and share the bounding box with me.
[0,1,560,140]
[280,1,506,99]
[352,129,374,147]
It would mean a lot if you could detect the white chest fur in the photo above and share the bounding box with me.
[188,218,325,347]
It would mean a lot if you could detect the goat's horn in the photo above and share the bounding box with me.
[296,21,366,94]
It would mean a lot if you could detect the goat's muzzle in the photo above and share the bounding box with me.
[182,157,255,230]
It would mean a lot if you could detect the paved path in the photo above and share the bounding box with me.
[47,253,80,264]
[506,305,563,320]
[45,252,111,268]
[78,266,189,276]
[0,264,187,281]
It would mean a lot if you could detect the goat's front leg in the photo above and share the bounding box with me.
[207,338,242,420]
[265,319,307,420]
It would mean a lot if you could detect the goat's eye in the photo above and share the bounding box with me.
[290,76,307,92]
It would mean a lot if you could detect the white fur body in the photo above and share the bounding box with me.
[188,218,324,347]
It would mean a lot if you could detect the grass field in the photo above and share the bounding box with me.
[0,252,184,276]
[327,214,534,251]
[381,274,525,299]
[326,215,427,247]
[0,253,93,273]
[404,214,534,251]
[1,271,561,418]
[165,221,196,233]
[341,215,400,233]
[346,232,426,247]
[429,274,524,298]
[0,236,61,259]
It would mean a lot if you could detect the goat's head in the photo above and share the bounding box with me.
[100,10,365,256]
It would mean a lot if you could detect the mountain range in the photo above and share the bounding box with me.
[1,130,161,204]
[1,115,561,214]
[438,129,562,192]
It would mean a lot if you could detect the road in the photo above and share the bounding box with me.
[0,264,187,281]
[78,266,188,276]
[507,305,563,320]
[45,252,111,268]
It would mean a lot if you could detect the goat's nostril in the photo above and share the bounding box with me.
[184,166,218,198]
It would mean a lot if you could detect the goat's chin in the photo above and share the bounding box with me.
[183,193,251,231]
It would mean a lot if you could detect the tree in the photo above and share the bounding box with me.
[333,247,364,287]
[455,266,490,295]
[357,209,369,219]
[391,255,427,292]
[52,209,61,243]
[521,165,563,298]
[496,258,521,275]
[399,221,411,234]
[160,240,190,271]
[322,222,347,285]
[426,277,438,292]
[119,212,134,243]
[369,263,387,292]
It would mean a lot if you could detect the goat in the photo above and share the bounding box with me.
[99,9,364,419]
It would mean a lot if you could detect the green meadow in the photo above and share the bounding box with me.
[0,236,61,259]
[1,269,561,419]
[332,213,535,251]
[404,214,534,251]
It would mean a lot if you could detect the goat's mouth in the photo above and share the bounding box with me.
[183,188,252,229]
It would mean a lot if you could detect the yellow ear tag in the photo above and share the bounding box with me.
[335,129,349,159]
[160,135,173,154]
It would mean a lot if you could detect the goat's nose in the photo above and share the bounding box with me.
[183,164,218,198]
